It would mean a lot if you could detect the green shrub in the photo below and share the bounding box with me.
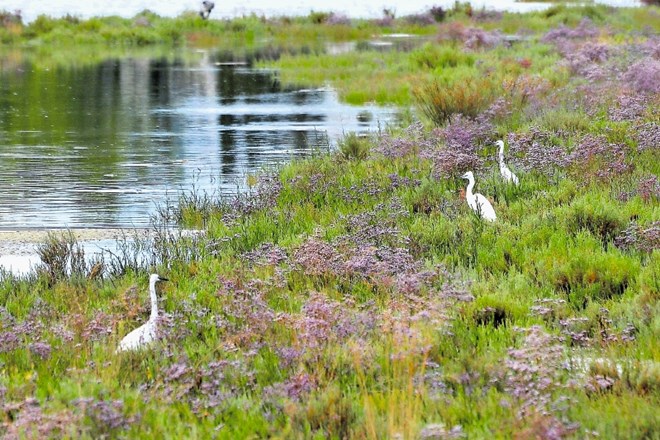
[338,132,370,161]
[413,77,499,126]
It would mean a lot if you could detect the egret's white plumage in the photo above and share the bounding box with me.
[199,1,215,19]
[461,171,497,222]
[117,274,168,352]
[496,140,519,185]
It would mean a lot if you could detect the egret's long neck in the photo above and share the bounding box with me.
[498,143,505,164]
[465,177,475,199]
[149,280,158,321]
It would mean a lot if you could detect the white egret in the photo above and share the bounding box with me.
[199,1,215,19]
[495,140,519,185]
[116,274,168,352]
[461,171,497,222]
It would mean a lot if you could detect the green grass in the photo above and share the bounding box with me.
[1,4,659,439]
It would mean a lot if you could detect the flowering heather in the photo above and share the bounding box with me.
[558,317,591,347]
[422,114,493,178]
[634,122,660,152]
[608,92,653,122]
[388,173,422,190]
[504,326,578,437]
[434,114,494,151]
[217,280,276,348]
[242,242,289,267]
[29,341,52,359]
[264,372,317,401]
[221,174,283,222]
[637,175,660,202]
[530,298,567,321]
[481,97,511,121]
[614,221,660,253]
[463,27,503,50]
[541,18,599,43]
[562,42,611,80]
[372,135,420,159]
[73,398,137,432]
[325,13,351,26]
[621,57,660,94]
[338,178,387,204]
[293,237,343,276]
[403,12,436,27]
[1,398,78,440]
[373,121,436,158]
[506,129,569,174]
[567,134,633,179]
[436,23,503,49]
[337,200,408,248]
[343,245,420,279]
[79,311,117,342]
[297,293,376,347]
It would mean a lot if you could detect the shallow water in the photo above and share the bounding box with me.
[0,50,398,229]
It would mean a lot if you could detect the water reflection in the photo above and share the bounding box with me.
[0,51,397,229]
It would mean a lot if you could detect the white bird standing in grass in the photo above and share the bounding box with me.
[117,274,168,352]
[495,140,519,185]
[461,171,497,222]
[199,1,215,19]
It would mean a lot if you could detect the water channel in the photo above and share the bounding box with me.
[0,50,398,230]
[0,47,399,275]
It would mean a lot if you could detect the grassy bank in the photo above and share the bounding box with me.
[1,4,659,439]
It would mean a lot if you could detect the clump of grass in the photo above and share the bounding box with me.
[35,231,99,283]
[413,77,499,126]
[338,132,370,161]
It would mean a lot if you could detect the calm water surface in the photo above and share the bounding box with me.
[0,51,398,229]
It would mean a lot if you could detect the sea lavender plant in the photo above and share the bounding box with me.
[567,134,633,180]
[634,122,660,152]
[506,129,569,175]
[608,93,652,122]
[1,398,78,440]
[614,221,660,253]
[293,237,343,277]
[29,341,52,360]
[621,57,660,94]
[504,326,578,437]
[541,18,599,43]
[242,242,289,267]
[73,398,137,432]
[463,27,503,50]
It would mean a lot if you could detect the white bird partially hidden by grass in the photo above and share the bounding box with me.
[461,171,497,222]
[117,274,168,352]
[495,140,519,185]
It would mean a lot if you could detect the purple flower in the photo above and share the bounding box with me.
[621,57,660,94]
[542,18,599,43]
[29,342,52,360]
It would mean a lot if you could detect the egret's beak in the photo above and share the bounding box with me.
[159,277,169,282]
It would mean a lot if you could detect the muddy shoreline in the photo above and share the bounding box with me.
[0,228,144,256]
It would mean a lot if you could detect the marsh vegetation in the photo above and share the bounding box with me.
[1,3,659,438]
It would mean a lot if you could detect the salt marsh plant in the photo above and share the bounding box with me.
[413,77,499,126]
[2,4,659,439]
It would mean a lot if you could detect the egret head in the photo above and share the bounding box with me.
[461,171,474,180]
[495,140,504,150]
[149,273,169,284]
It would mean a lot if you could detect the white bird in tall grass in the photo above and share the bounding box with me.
[461,171,497,222]
[117,274,168,352]
[199,1,215,19]
[495,140,519,185]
